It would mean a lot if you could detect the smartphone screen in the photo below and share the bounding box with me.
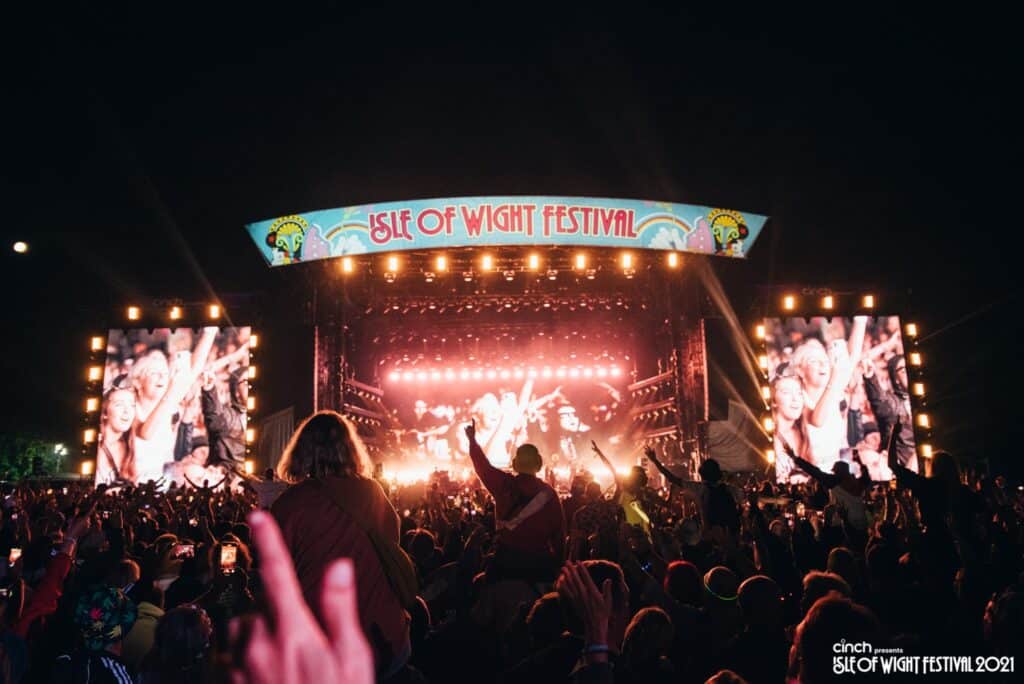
[174,544,195,559]
[889,478,898,491]
[220,544,237,574]
[8,548,21,565]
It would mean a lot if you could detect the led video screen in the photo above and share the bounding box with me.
[382,366,630,471]
[763,316,917,483]
[96,327,251,487]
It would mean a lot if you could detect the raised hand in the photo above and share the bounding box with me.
[556,562,614,649]
[464,418,476,443]
[233,511,373,684]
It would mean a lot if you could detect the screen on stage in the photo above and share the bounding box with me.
[95,326,251,487]
[382,368,631,472]
[763,316,918,483]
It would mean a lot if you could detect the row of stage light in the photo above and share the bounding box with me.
[339,250,682,281]
[119,303,228,323]
[79,332,261,473]
[386,365,623,383]
[753,307,933,466]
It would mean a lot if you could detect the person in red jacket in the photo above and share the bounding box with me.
[271,411,409,678]
[464,419,565,582]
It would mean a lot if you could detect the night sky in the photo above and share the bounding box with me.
[2,6,1019,475]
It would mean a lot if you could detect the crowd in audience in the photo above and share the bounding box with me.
[0,411,1021,683]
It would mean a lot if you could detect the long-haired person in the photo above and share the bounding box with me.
[96,387,138,485]
[769,366,807,484]
[271,411,410,678]
[791,317,867,472]
[131,328,218,484]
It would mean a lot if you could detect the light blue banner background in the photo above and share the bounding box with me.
[246,196,768,267]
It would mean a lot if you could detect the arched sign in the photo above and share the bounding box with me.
[246,196,768,267]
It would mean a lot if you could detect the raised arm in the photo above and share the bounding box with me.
[591,441,622,501]
[644,446,685,487]
[810,317,868,428]
[465,419,505,496]
[785,440,838,489]
[887,417,924,491]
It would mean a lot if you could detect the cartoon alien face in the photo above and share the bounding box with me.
[710,214,749,252]
[274,223,305,259]
[266,220,307,263]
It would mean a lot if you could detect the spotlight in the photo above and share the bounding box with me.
[384,272,397,283]
[609,366,622,377]
[247,395,256,411]
[623,268,635,279]
[88,366,102,382]
[169,306,182,321]
[431,371,442,382]
[503,270,515,282]
[905,323,918,337]
[208,304,222,319]
[86,397,98,412]
[248,366,257,380]
[667,252,680,268]
[761,385,771,400]
[909,352,922,366]
[920,443,932,459]
[249,334,258,349]
[499,369,511,379]
[585,268,597,280]
[541,367,552,378]
[912,382,925,396]
[12,241,28,254]
[765,449,775,464]
[574,253,586,270]
[90,336,105,352]
[246,428,256,444]
[822,295,834,310]
[81,461,94,476]
[83,428,96,444]
[862,294,875,309]
[463,270,474,282]
[388,371,400,382]
[341,256,354,274]
[127,306,141,321]
[755,324,766,340]
[416,371,428,382]
[917,414,930,428]
[568,368,580,378]
[546,269,558,280]
[435,255,448,272]
[620,253,633,269]
[527,254,540,270]
[555,367,566,378]
[424,271,436,283]
[459,369,470,380]
[758,355,769,371]
[763,416,774,432]
[387,255,400,272]
[244,460,255,475]
[481,254,493,271]
[472,369,483,380]
[782,295,796,311]
[403,371,414,381]
[486,369,497,379]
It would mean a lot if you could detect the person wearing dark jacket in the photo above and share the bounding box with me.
[862,354,916,471]
[200,367,247,471]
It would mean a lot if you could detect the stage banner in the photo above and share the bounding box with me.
[246,196,768,266]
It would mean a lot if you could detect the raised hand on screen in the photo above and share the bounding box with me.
[232,511,373,684]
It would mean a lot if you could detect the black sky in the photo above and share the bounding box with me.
[2,5,1020,473]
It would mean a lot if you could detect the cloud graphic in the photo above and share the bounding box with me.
[333,233,369,255]
[302,224,331,260]
[646,226,688,250]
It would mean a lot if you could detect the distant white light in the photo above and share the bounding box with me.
[12,241,28,254]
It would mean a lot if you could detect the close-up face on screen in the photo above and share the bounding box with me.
[96,326,251,487]
[763,316,917,483]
